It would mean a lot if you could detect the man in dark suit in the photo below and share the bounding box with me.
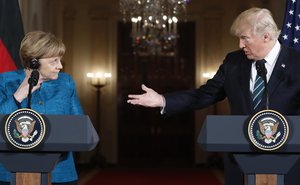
[127,7,300,185]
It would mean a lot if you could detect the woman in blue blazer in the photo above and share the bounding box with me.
[0,31,83,185]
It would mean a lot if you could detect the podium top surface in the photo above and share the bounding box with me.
[198,115,300,153]
[0,114,99,152]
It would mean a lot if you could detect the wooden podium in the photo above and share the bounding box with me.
[198,115,300,185]
[0,114,99,185]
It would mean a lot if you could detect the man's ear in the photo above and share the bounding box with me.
[263,33,271,42]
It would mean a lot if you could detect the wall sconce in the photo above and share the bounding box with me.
[86,72,112,88]
[202,72,216,79]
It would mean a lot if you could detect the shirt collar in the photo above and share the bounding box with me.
[263,40,281,66]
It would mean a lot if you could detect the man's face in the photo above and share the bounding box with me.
[238,28,266,60]
[38,57,63,81]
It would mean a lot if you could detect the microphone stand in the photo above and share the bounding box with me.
[262,75,269,110]
[28,70,39,109]
[28,82,33,109]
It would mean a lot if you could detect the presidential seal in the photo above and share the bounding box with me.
[248,110,289,151]
[5,108,46,150]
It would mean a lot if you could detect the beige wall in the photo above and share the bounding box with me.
[19,0,286,164]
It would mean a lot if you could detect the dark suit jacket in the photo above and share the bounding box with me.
[164,44,300,116]
[163,44,300,185]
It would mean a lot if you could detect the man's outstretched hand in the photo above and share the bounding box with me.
[127,84,165,108]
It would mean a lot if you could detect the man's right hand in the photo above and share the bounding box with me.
[127,84,165,108]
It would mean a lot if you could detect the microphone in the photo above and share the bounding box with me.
[27,70,40,109]
[28,70,39,86]
[255,60,269,110]
[256,60,267,77]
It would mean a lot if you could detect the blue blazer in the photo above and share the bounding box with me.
[0,69,84,183]
[164,44,300,116]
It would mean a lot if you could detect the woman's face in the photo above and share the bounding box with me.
[38,57,63,81]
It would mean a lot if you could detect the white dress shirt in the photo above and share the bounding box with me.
[250,41,281,93]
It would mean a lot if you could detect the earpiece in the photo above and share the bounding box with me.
[29,58,40,70]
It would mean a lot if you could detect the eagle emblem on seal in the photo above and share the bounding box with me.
[14,116,38,143]
[257,118,281,144]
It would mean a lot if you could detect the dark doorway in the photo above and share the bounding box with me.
[117,21,196,167]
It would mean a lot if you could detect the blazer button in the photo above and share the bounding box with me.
[38,101,44,105]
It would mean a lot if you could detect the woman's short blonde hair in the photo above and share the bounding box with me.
[230,7,280,40]
[19,31,65,68]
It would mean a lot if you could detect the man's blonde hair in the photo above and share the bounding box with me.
[230,7,280,40]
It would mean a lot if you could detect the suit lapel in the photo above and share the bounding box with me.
[236,45,288,112]
[240,57,253,113]
[267,46,288,97]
